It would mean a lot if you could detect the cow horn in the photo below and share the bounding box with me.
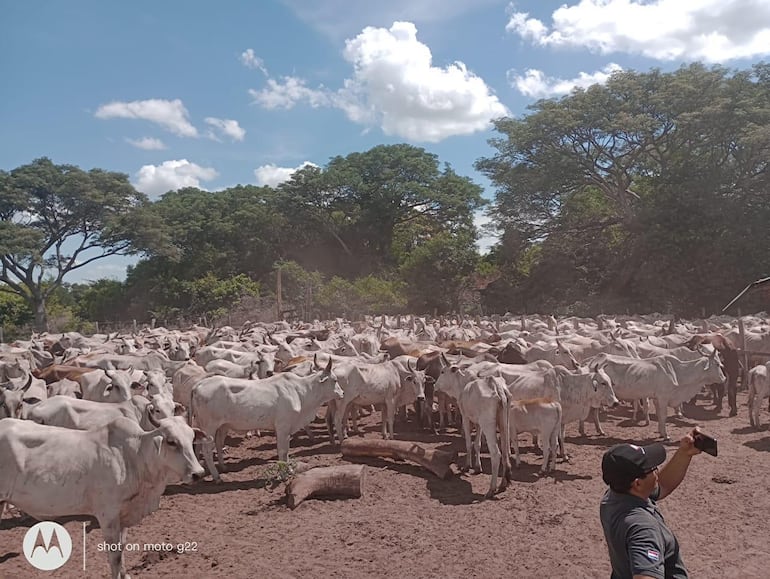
[408,359,415,372]
[313,353,319,370]
[325,357,333,372]
[440,352,449,367]
[22,374,33,391]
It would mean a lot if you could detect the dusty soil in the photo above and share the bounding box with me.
[2,388,769,579]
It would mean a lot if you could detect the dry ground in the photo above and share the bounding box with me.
[2,388,769,578]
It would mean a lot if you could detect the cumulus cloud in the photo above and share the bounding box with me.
[509,63,623,98]
[125,137,167,150]
[254,161,318,187]
[204,117,246,142]
[240,49,269,75]
[250,21,509,142]
[95,99,198,137]
[133,159,218,197]
[506,0,770,63]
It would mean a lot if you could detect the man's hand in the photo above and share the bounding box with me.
[679,427,703,457]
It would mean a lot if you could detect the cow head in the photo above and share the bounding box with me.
[148,416,206,484]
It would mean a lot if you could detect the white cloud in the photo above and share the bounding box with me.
[249,76,332,110]
[250,21,509,142]
[509,63,623,98]
[506,0,770,63]
[133,159,218,197]
[240,49,269,75]
[125,136,167,150]
[254,161,318,187]
[204,117,246,142]
[95,98,198,137]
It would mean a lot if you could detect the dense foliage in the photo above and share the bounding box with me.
[2,63,769,333]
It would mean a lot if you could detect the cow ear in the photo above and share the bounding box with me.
[24,397,42,406]
[174,403,186,416]
[154,435,163,456]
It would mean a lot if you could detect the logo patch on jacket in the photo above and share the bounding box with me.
[646,549,660,562]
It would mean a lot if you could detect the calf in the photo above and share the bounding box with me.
[509,398,562,474]
[748,363,770,430]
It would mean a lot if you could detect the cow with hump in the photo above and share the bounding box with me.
[0,415,207,579]
[191,355,343,482]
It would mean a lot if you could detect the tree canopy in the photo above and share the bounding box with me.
[0,157,170,329]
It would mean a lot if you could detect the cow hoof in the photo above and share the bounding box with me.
[729,409,738,417]
[213,477,224,485]
[483,490,494,500]
[597,430,606,436]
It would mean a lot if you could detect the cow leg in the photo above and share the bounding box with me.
[511,428,521,469]
[385,397,396,440]
[325,400,337,442]
[0,501,5,523]
[484,426,500,499]
[654,399,669,440]
[462,415,474,473]
[541,428,552,474]
[642,398,650,426]
[557,423,568,462]
[472,423,483,473]
[276,427,291,462]
[201,433,222,483]
[213,427,229,474]
[100,518,129,579]
[748,388,757,428]
[727,377,738,417]
[334,399,351,443]
[593,406,606,436]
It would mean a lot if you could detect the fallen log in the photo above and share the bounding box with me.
[341,438,457,479]
[285,464,365,509]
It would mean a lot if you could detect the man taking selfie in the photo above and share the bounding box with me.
[599,428,705,579]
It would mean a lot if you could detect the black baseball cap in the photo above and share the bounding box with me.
[602,443,667,488]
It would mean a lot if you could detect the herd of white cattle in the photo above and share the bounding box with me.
[2,312,770,578]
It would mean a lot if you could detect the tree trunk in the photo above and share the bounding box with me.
[285,464,365,509]
[32,294,48,332]
[340,438,457,479]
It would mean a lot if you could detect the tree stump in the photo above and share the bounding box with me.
[285,464,365,509]
[341,438,457,479]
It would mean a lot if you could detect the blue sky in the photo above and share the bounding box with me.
[2,0,769,283]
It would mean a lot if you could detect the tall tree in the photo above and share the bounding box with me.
[477,63,770,314]
[0,158,170,329]
[276,144,486,276]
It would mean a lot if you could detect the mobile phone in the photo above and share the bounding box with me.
[693,431,718,457]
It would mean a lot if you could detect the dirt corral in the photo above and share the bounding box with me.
[2,389,769,578]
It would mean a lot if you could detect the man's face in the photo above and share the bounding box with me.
[635,466,659,497]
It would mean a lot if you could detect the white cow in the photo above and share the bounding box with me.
[0,416,206,579]
[439,373,512,498]
[46,377,82,399]
[588,350,726,439]
[191,357,343,481]
[0,373,48,419]
[28,394,176,431]
[748,363,770,430]
[76,369,137,403]
[509,398,562,474]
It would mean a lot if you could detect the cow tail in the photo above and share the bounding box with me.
[188,384,198,427]
[494,379,512,482]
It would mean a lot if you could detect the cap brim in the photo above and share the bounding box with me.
[640,443,666,470]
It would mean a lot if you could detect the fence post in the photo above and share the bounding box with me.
[133,319,137,334]
[95,321,100,334]
[0,326,4,343]
[276,266,282,321]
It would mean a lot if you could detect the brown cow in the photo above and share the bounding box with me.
[686,333,740,416]
[32,364,98,385]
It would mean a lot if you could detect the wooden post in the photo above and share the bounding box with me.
[151,318,156,329]
[738,317,749,388]
[573,318,579,331]
[0,326,4,343]
[95,321,99,334]
[132,319,137,334]
[520,314,526,331]
[276,266,282,322]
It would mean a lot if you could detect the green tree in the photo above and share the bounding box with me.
[477,63,770,314]
[399,231,479,312]
[0,158,170,330]
[276,144,485,276]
